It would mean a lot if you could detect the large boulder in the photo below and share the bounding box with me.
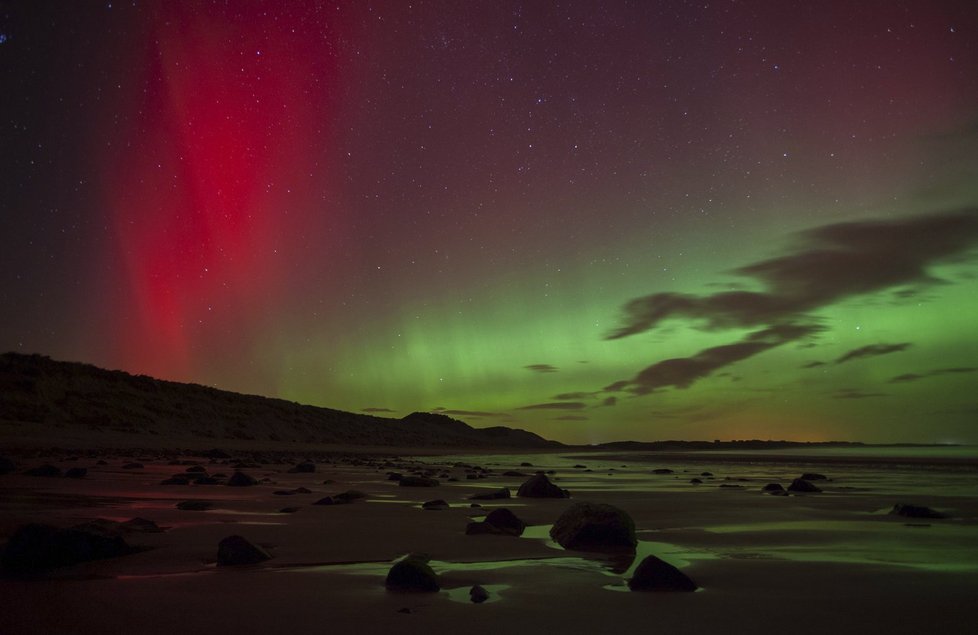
[890,504,947,519]
[549,502,636,551]
[216,535,270,566]
[628,555,697,592]
[1,522,132,574]
[385,554,439,592]
[761,483,785,494]
[517,473,569,498]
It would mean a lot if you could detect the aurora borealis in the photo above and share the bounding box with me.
[2,1,977,444]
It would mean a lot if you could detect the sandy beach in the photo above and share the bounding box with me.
[2,447,976,634]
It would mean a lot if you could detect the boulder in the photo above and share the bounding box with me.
[193,476,220,485]
[399,476,440,487]
[216,535,271,566]
[502,471,527,477]
[628,555,697,592]
[1,522,132,574]
[64,467,88,479]
[385,554,439,592]
[288,462,316,474]
[313,496,339,506]
[185,465,207,473]
[549,502,636,551]
[161,476,191,485]
[121,463,144,470]
[24,464,61,477]
[651,468,674,474]
[689,478,702,484]
[422,499,450,511]
[762,483,785,494]
[787,479,821,493]
[469,487,510,501]
[278,507,301,514]
[517,473,569,498]
[227,471,258,487]
[890,504,947,519]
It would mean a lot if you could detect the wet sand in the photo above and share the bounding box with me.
[2,449,976,634]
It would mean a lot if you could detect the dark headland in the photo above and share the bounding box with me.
[0,352,954,455]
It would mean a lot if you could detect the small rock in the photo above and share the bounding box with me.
[700,472,713,477]
[399,476,440,487]
[216,535,271,566]
[288,462,316,474]
[689,478,702,484]
[176,500,213,511]
[422,499,450,510]
[186,465,207,473]
[800,472,828,481]
[502,471,527,477]
[227,471,258,487]
[787,479,821,493]
[651,468,673,474]
[334,490,367,503]
[24,464,62,477]
[385,554,439,592]
[161,476,191,485]
[628,555,697,592]
[470,585,490,603]
[762,483,785,494]
[890,503,947,519]
[278,507,301,514]
[64,467,88,479]
[313,496,338,505]
[469,487,510,501]
[122,463,144,470]
[1,522,132,573]
[0,456,16,474]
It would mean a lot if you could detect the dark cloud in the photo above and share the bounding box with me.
[362,407,395,413]
[553,391,595,400]
[835,343,911,364]
[607,211,978,339]
[525,364,559,373]
[801,361,826,369]
[517,401,588,410]
[611,323,823,396]
[600,211,978,398]
[889,367,978,383]
[554,415,589,421]
[834,388,888,399]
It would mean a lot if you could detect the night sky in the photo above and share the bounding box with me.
[2,1,977,444]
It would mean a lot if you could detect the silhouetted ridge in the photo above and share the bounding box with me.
[0,353,559,449]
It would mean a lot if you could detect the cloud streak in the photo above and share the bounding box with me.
[889,367,978,383]
[835,343,912,364]
[517,401,588,411]
[601,210,978,396]
[608,211,978,339]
